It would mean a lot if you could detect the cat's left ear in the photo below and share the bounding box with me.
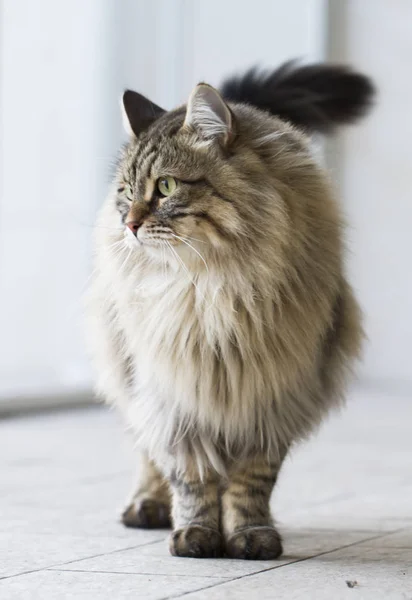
[121,90,165,137]
[184,84,233,145]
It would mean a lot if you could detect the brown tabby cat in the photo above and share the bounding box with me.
[86,61,374,559]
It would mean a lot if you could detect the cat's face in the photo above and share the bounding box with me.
[112,84,307,269]
[115,109,242,261]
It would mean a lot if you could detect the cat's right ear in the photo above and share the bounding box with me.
[121,90,165,137]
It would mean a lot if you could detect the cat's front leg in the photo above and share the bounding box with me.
[168,468,222,558]
[222,454,285,560]
[122,453,171,529]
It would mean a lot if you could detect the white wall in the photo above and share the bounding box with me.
[0,0,326,406]
[180,0,326,94]
[0,0,113,401]
[109,0,327,126]
[328,0,412,389]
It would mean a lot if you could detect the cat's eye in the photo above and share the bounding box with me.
[157,176,177,197]
[125,184,134,201]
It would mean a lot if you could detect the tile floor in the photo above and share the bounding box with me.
[1,388,411,599]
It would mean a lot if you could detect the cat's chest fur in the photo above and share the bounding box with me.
[109,257,255,471]
[116,262,234,390]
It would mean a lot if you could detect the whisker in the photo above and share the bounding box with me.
[171,234,209,272]
[161,241,167,278]
[177,234,208,245]
[106,239,125,251]
[165,241,195,285]
[165,241,209,305]
[108,242,129,259]
[118,247,133,274]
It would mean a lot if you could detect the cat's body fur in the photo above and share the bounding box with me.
[86,62,372,559]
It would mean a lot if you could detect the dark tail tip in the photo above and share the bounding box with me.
[220,60,376,135]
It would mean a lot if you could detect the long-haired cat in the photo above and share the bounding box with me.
[86,61,374,559]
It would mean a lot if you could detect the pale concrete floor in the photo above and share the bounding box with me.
[1,388,411,599]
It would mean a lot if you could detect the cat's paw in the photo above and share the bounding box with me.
[169,525,223,558]
[122,498,171,529]
[226,526,283,560]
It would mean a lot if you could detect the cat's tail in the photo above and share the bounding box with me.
[220,60,375,134]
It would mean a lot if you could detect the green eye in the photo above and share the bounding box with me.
[125,184,134,201]
[157,176,177,197]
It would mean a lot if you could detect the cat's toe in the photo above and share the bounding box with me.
[226,526,283,560]
[122,498,171,529]
[169,525,223,558]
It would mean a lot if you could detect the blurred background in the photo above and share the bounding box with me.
[0,0,411,414]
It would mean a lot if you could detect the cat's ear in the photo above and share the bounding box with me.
[121,90,165,137]
[184,84,233,145]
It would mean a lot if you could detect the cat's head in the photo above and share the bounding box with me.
[110,62,374,274]
[114,83,305,271]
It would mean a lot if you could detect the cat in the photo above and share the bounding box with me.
[85,60,374,560]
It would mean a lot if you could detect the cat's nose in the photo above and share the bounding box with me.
[126,220,141,236]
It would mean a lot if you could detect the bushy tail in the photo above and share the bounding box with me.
[220,60,375,134]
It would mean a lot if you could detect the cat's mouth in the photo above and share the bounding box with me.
[124,226,178,249]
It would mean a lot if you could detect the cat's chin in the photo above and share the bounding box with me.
[124,227,142,248]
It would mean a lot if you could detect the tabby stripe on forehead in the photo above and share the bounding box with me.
[154,111,184,137]
[134,112,184,172]
[135,140,159,172]
[141,151,159,181]
[135,145,155,172]
[135,149,159,184]
[128,143,143,174]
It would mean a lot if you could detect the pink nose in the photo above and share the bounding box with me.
[126,220,141,236]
